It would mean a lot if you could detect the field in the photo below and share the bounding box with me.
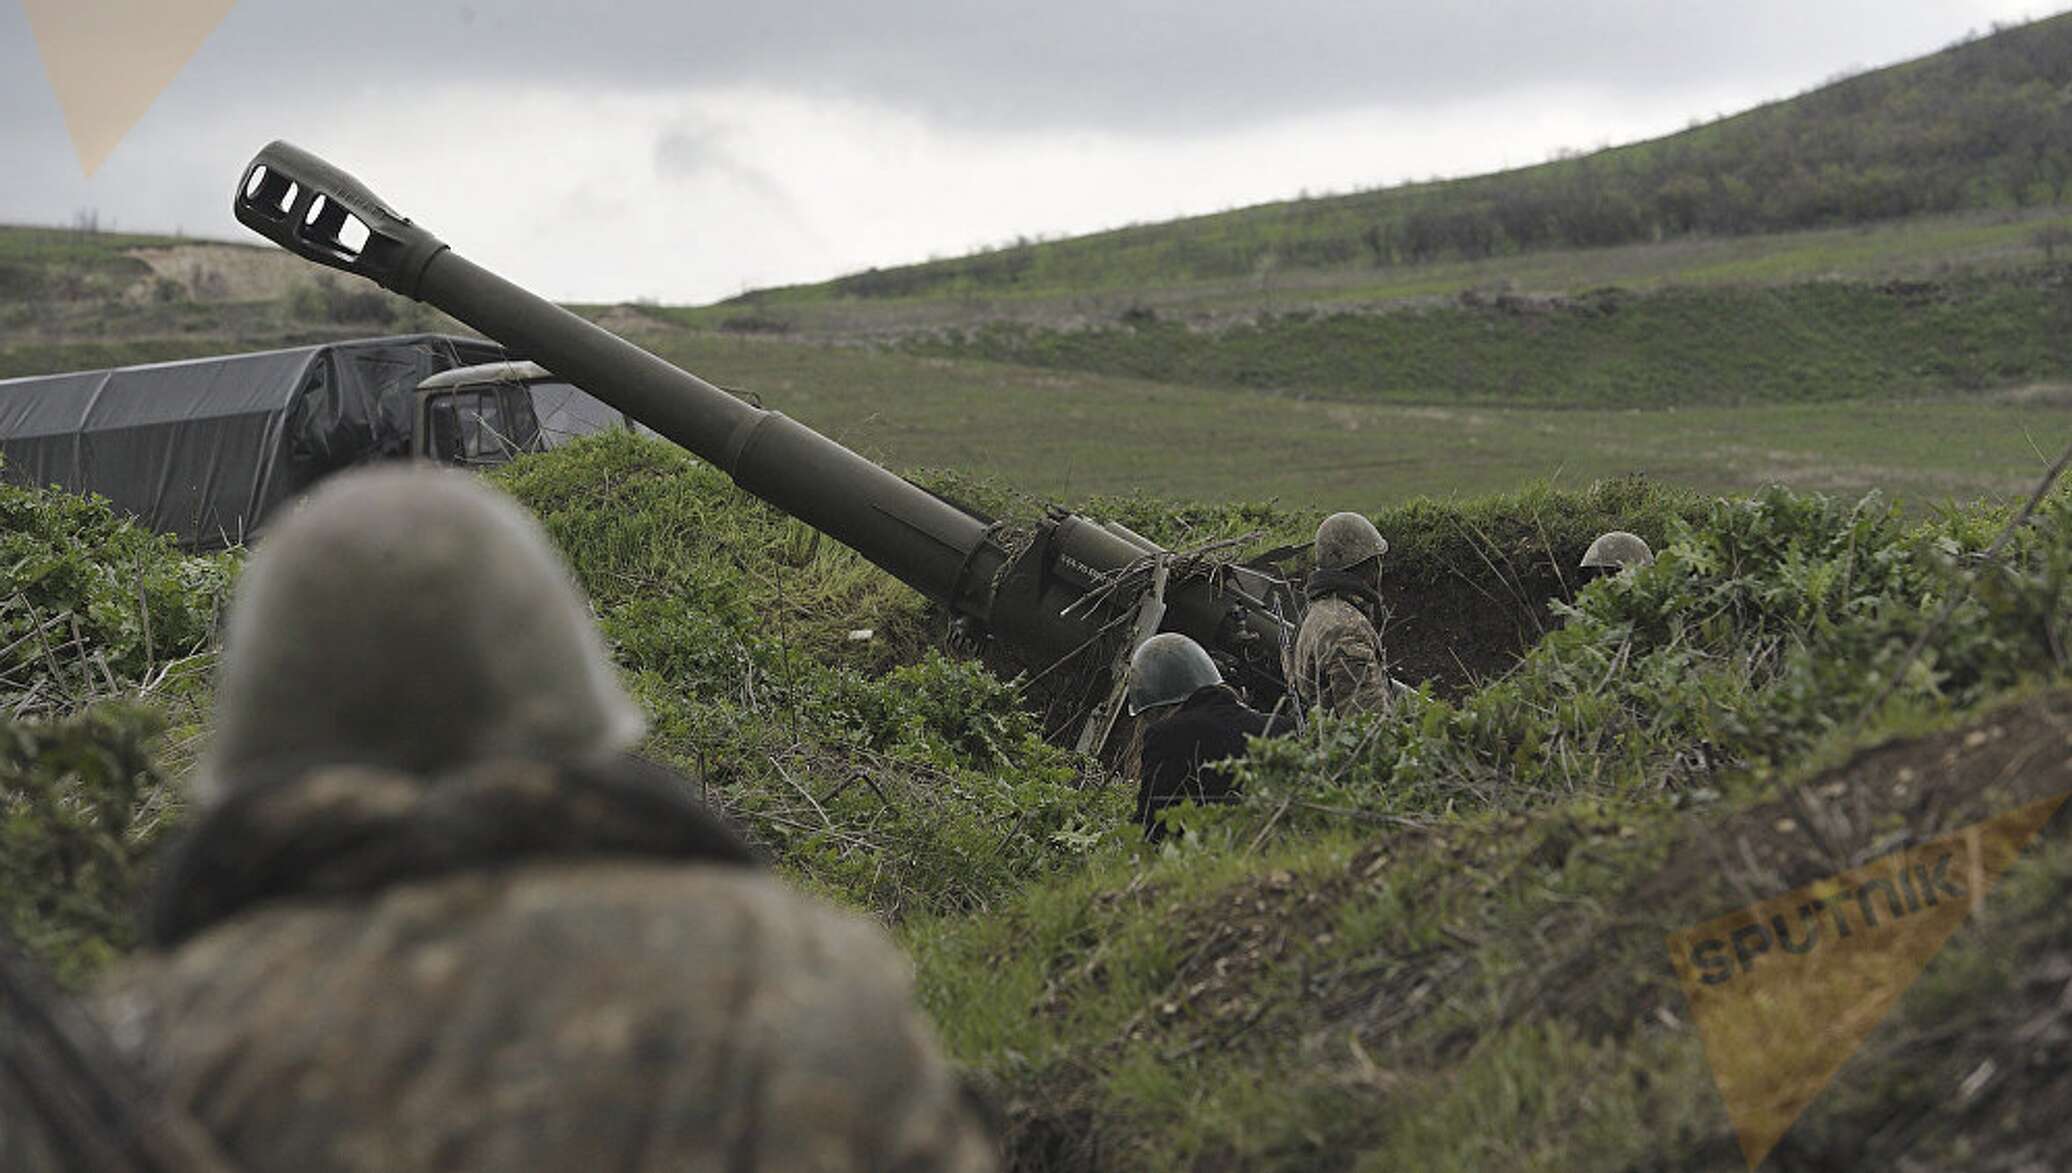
[0,222,448,380]
[614,328,2072,511]
[654,204,2072,338]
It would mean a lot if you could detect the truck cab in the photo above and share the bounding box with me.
[411,360,636,463]
[413,369,543,466]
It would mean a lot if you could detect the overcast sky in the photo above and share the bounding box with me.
[0,1,2054,304]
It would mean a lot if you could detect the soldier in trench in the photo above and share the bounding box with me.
[1128,632,1294,842]
[1579,530,1655,582]
[1290,511,1397,718]
[91,466,997,1173]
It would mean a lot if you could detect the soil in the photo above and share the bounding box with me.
[123,244,309,303]
[1380,571,1549,697]
[1476,687,2072,1168]
[1000,688,2072,1170]
[1380,536,1576,697]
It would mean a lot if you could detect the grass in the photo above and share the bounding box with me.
[1,25,2069,1164]
[0,222,452,381]
[0,225,186,295]
[0,336,291,381]
[905,682,2072,1169]
[901,271,2072,408]
[617,330,2072,512]
[7,431,2072,1168]
[648,206,2072,339]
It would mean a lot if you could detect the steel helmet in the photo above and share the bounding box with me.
[1314,512,1388,572]
[1126,632,1223,716]
[1580,531,1654,571]
[201,466,647,803]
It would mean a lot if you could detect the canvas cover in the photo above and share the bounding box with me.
[524,380,643,449]
[0,335,504,550]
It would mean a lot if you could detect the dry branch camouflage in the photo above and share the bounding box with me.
[94,756,998,1173]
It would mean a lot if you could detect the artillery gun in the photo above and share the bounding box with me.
[231,142,1304,749]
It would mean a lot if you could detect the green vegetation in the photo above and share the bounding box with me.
[617,329,2072,512]
[904,270,2072,406]
[12,18,2072,514]
[0,225,183,302]
[0,474,234,724]
[904,479,2072,1168]
[0,222,450,381]
[1,705,178,989]
[488,433,1124,918]
[728,14,2072,305]
[3,434,2069,1167]
[0,474,234,986]
[650,205,2072,341]
[1236,483,2070,827]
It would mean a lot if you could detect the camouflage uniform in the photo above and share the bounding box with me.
[91,465,996,1171]
[1291,591,1393,717]
[1292,513,1395,717]
[94,753,998,1173]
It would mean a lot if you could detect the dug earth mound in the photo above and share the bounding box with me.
[992,689,2072,1170]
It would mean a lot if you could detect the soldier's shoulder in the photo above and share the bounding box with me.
[106,859,911,1016]
[1304,596,1374,634]
[94,859,931,1105]
[93,859,995,1172]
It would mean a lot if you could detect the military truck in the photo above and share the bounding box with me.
[0,335,631,550]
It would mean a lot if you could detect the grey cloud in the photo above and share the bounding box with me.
[650,122,827,254]
[652,121,791,208]
[654,125,719,180]
[180,0,2027,136]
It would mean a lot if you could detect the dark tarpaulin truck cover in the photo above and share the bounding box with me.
[529,379,641,448]
[0,335,506,550]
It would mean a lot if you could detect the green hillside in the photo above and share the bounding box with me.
[585,16,2072,457]
[613,328,2072,512]
[0,222,454,380]
[10,14,2072,513]
[729,12,2072,306]
[903,269,2072,407]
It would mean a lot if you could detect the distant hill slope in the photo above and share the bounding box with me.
[900,267,2072,407]
[0,224,458,378]
[737,12,2072,306]
[0,225,292,303]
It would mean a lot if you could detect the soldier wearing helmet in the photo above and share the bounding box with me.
[1290,512,1395,717]
[1126,632,1292,842]
[1579,530,1654,583]
[93,466,997,1173]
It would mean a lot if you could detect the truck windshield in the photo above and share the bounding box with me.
[426,388,541,465]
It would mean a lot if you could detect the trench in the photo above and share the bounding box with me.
[966,557,1569,775]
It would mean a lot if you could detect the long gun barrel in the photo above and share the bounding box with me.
[232,142,1295,725]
